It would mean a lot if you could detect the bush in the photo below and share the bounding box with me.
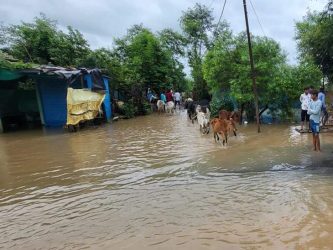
[142,101,152,115]
[121,101,137,119]
[210,92,235,118]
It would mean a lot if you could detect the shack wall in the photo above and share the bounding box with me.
[37,78,67,127]
[103,78,112,121]
[84,75,112,121]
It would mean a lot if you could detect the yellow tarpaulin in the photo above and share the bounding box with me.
[66,88,105,126]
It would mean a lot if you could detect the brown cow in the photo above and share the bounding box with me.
[219,110,241,123]
[218,109,239,135]
[210,118,237,145]
[218,110,231,120]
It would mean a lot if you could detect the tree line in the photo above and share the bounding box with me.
[1,2,331,120]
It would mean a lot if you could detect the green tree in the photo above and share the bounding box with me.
[79,48,124,90]
[180,3,215,100]
[159,28,187,57]
[204,30,323,121]
[112,26,186,114]
[2,14,57,64]
[0,51,36,69]
[204,33,298,119]
[1,14,90,66]
[296,9,333,83]
[291,60,323,94]
[50,26,90,66]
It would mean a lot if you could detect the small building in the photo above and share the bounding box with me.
[0,66,112,133]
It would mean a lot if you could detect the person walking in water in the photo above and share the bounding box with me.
[300,87,310,131]
[173,91,181,109]
[166,89,173,103]
[147,88,157,103]
[160,92,167,104]
[308,89,322,151]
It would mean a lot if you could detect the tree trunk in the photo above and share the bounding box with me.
[259,105,269,119]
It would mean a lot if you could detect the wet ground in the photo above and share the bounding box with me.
[0,111,333,249]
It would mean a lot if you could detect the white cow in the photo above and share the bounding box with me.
[197,107,210,134]
[156,100,165,113]
[165,101,175,114]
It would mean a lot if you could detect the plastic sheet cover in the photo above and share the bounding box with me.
[66,88,105,125]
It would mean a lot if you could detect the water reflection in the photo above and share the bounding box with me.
[0,111,333,249]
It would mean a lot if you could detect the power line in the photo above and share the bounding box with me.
[216,0,227,29]
[249,0,267,37]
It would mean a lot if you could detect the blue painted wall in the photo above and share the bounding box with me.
[37,78,67,127]
[84,75,112,121]
[103,78,112,121]
[37,74,112,127]
[84,74,92,88]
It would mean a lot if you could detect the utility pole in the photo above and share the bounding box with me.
[242,0,261,133]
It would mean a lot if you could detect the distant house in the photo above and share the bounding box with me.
[0,66,112,133]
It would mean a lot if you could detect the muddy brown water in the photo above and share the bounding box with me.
[1,111,333,249]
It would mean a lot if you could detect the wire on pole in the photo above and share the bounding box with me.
[242,0,261,133]
[248,0,267,37]
[216,0,227,29]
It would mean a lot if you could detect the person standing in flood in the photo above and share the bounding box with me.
[318,87,328,126]
[318,87,326,109]
[300,87,310,131]
[308,90,322,151]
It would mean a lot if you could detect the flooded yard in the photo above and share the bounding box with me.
[0,111,333,249]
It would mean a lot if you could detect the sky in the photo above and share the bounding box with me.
[0,0,328,65]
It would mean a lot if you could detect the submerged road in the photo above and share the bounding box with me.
[0,111,333,249]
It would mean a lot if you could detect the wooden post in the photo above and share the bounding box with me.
[243,0,261,133]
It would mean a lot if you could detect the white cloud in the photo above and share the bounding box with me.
[0,0,328,64]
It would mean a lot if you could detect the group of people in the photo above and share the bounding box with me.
[159,89,182,107]
[300,86,327,152]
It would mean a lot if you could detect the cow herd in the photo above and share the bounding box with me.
[156,98,240,146]
[157,100,176,114]
[184,98,239,146]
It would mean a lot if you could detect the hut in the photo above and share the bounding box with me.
[0,66,112,133]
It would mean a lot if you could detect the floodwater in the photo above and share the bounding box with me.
[0,111,333,250]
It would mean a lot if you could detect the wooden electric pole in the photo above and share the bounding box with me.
[242,0,261,133]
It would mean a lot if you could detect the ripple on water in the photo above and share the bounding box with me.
[1,112,333,249]
[271,163,306,171]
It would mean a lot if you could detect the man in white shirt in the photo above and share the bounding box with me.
[308,89,322,151]
[300,87,310,131]
[174,91,181,108]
